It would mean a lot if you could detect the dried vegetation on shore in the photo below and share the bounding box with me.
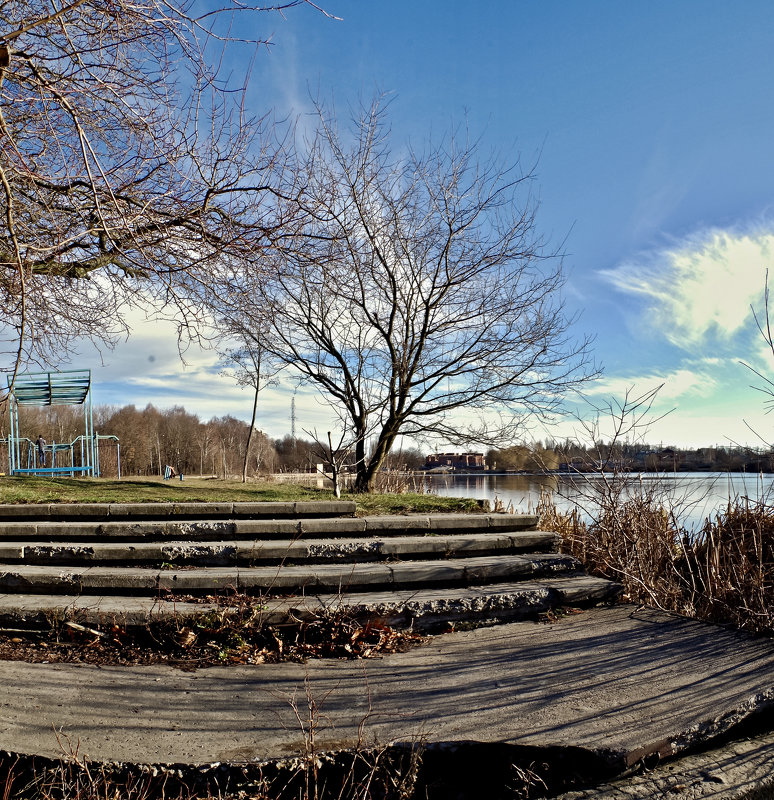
[540,482,774,636]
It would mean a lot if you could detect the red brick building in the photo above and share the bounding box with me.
[424,452,487,471]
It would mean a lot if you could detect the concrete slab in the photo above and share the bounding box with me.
[0,505,51,520]
[293,501,356,517]
[48,504,108,519]
[107,502,233,519]
[299,517,368,534]
[556,727,774,799]
[233,519,301,536]
[230,502,296,517]
[0,502,357,523]
[0,553,583,595]
[487,513,540,530]
[363,515,432,532]
[0,532,561,566]
[428,513,506,530]
[0,605,772,771]
[0,576,621,629]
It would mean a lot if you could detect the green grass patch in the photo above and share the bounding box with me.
[351,491,482,516]
[0,475,482,515]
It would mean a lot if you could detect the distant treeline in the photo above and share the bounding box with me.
[1,403,426,478]
[486,441,774,473]
[4,402,770,477]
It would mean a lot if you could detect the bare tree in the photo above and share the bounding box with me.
[742,270,774,437]
[217,97,596,492]
[218,321,281,483]
[304,428,354,498]
[0,1,329,388]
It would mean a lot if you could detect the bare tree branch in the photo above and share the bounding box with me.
[213,96,598,491]
[0,0,326,386]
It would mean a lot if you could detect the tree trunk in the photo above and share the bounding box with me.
[242,382,260,483]
[354,429,398,492]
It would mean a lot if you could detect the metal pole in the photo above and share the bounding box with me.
[88,379,94,475]
[10,396,19,475]
[8,396,13,474]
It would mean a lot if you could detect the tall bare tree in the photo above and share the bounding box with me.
[218,320,281,482]
[217,98,597,492]
[0,1,325,388]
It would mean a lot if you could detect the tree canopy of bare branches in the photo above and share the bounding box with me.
[0,0,318,383]
[217,98,596,492]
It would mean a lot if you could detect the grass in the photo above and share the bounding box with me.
[0,475,483,515]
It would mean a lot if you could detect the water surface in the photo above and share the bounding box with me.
[425,471,774,530]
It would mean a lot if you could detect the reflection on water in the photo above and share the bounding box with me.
[425,472,774,530]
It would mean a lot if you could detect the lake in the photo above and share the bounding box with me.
[424,471,774,530]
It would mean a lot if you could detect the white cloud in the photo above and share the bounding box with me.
[78,309,337,437]
[600,225,774,348]
[584,365,718,402]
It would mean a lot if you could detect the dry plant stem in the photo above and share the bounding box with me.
[542,385,774,634]
[542,488,774,636]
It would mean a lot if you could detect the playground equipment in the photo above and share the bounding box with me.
[5,369,121,477]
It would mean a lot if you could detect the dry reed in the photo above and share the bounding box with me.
[539,484,774,636]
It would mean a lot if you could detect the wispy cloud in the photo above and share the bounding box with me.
[83,310,335,435]
[586,364,719,402]
[600,225,774,348]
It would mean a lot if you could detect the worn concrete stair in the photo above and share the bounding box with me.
[0,502,621,631]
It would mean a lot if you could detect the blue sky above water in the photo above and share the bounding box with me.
[84,1,774,448]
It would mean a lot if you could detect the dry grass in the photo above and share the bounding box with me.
[1,744,424,800]
[683,497,774,632]
[539,482,774,636]
[0,600,428,669]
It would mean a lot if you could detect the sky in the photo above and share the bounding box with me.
[79,1,774,450]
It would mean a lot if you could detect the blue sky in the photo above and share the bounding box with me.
[85,1,774,449]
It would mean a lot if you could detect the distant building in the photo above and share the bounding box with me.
[424,452,486,471]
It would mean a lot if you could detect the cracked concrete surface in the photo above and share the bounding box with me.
[557,729,774,798]
[0,605,773,773]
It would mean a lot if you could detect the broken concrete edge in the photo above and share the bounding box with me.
[0,740,628,799]
[612,689,774,786]
[669,687,774,758]
[0,581,623,635]
[557,716,774,799]
[4,731,774,800]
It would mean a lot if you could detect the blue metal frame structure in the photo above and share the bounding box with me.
[7,369,96,476]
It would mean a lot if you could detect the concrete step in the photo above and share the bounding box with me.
[0,531,560,566]
[0,575,622,631]
[0,513,540,541]
[0,552,582,595]
[0,501,357,522]
[0,505,622,632]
